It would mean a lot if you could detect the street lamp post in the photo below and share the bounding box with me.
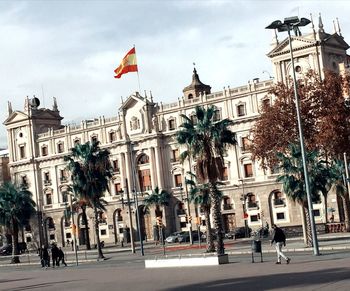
[129,142,144,256]
[68,194,78,266]
[239,179,249,238]
[266,16,319,255]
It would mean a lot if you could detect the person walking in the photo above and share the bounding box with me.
[57,247,67,267]
[51,243,59,268]
[39,245,49,269]
[271,224,290,264]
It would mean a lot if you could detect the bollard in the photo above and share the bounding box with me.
[251,240,263,263]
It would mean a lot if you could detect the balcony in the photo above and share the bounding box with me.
[44,179,52,186]
[177,209,186,216]
[247,201,259,210]
[273,198,286,207]
[223,204,233,210]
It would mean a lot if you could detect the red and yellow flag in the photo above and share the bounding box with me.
[114,47,138,78]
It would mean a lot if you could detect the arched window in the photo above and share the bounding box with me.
[137,154,150,165]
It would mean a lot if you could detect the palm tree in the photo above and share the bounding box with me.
[276,144,330,246]
[0,182,36,263]
[144,186,171,218]
[186,178,224,252]
[144,186,171,243]
[176,105,236,255]
[328,159,350,231]
[64,141,113,259]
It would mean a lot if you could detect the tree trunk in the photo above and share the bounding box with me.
[81,206,91,250]
[209,182,225,255]
[94,207,104,259]
[11,219,20,264]
[342,195,350,232]
[323,193,328,223]
[303,203,313,247]
[204,206,215,252]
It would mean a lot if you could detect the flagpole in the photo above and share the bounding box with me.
[134,45,141,93]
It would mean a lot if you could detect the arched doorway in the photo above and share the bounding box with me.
[43,217,55,246]
[138,205,152,241]
[113,208,124,244]
[60,216,72,247]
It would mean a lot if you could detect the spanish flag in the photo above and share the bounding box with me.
[114,47,138,79]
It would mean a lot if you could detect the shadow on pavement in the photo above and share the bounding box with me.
[6,280,82,291]
[165,267,350,291]
[0,278,32,284]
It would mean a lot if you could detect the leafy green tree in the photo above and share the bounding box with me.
[276,144,330,246]
[64,141,113,259]
[0,182,36,263]
[176,105,236,255]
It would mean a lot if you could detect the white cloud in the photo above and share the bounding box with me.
[0,0,349,147]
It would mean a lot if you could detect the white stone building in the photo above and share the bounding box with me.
[3,16,349,248]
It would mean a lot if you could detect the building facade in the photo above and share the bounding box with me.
[3,16,349,248]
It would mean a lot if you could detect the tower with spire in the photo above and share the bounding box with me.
[182,67,211,100]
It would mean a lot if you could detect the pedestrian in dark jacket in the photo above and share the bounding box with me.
[51,244,59,268]
[271,224,290,264]
[57,247,67,266]
[39,245,49,268]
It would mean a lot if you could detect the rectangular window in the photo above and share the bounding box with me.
[174,174,182,187]
[66,233,72,239]
[100,229,107,236]
[139,169,152,191]
[26,236,32,243]
[113,160,120,173]
[44,172,50,182]
[250,215,259,222]
[57,143,64,153]
[109,131,116,143]
[19,145,26,159]
[244,163,253,178]
[237,104,245,117]
[276,212,285,220]
[180,222,187,228]
[46,194,52,205]
[115,183,122,194]
[313,209,320,217]
[42,146,48,156]
[222,167,228,181]
[171,149,179,162]
[242,137,251,152]
[91,136,98,143]
[49,234,55,241]
[21,176,28,187]
[168,119,176,131]
[62,192,68,203]
[213,110,221,121]
[60,169,68,182]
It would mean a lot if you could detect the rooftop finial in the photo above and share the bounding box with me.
[310,13,316,40]
[336,17,342,37]
[53,97,58,111]
[7,101,12,115]
[318,13,324,33]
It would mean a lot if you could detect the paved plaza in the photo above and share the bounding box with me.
[1,234,350,291]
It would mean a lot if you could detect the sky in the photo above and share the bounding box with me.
[0,0,349,148]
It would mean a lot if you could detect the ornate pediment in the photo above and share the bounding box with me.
[267,35,317,58]
[120,92,153,111]
[322,33,350,50]
[3,111,29,125]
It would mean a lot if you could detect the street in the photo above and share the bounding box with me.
[1,233,350,290]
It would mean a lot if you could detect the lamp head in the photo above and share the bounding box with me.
[265,20,283,30]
